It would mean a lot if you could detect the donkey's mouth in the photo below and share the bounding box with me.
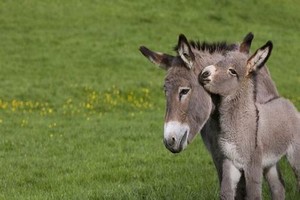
[199,77,211,85]
[179,131,188,150]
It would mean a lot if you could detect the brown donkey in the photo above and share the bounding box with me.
[139,34,282,199]
[200,41,300,199]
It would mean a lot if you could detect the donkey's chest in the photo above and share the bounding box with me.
[219,139,244,169]
[218,102,258,169]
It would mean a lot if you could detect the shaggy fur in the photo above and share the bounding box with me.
[200,42,300,199]
[174,40,237,55]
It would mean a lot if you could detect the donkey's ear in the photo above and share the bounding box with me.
[139,46,174,70]
[177,34,195,69]
[246,41,273,75]
[239,32,254,53]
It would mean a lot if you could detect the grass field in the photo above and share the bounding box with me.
[0,0,299,199]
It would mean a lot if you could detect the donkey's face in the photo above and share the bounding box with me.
[200,52,249,96]
[200,41,273,97]
[163,62,212,153]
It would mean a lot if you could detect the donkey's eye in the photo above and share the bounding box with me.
[228,68,237,76]
[179,88,190,101]
[180,89,189,95]
[183,53,190,59]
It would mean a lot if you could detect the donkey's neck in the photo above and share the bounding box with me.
[222,80,255,106]
[217,79,259,166]
[219,80,258,142]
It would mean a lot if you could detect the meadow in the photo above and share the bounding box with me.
[0,0,299,199]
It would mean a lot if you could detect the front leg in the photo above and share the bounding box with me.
[220,159,242,200]
[244,148,263,200]
[201,125,246,199]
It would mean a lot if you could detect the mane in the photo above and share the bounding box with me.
[174,40,238,54]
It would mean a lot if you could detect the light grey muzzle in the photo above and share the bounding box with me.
[163,131,188,153]
[199,69,211,85]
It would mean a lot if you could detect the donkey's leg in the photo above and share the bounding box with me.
[244,148,263,200]
[209,149,246,199]
[264,163,285,200]
[201,125,247,199]
[220,159,242,200]
[212,155,246,200]
[287,142,300,191]
[244,166,263,200]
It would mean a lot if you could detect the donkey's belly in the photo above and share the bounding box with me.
[262,153,284,168]
[222,140,287,169]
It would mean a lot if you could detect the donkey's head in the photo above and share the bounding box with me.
[139,33,253,153]
[140,35,213,153]
[200,41,273,97]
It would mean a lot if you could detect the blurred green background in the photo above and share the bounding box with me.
[0,0,299,199]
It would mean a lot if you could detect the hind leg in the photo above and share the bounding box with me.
[264,163,285,200]
[287,143,300,191]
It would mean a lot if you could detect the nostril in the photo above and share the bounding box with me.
[172,136,176,142]
[169,136,176,146]
[164,136,176,147]
[201,70,211,79]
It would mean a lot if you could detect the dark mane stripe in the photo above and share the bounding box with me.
[174,40,237,54]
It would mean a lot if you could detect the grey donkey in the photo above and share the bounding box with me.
[200,41,300,199]
[140,33,286,199]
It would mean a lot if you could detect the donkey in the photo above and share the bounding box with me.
[200,41,300,199]
[139,33,283,199]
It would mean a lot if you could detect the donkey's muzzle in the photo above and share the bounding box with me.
[163,131,188,153]
[199,70,211,85]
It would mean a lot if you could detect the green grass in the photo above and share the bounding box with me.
[0,0,299,199]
